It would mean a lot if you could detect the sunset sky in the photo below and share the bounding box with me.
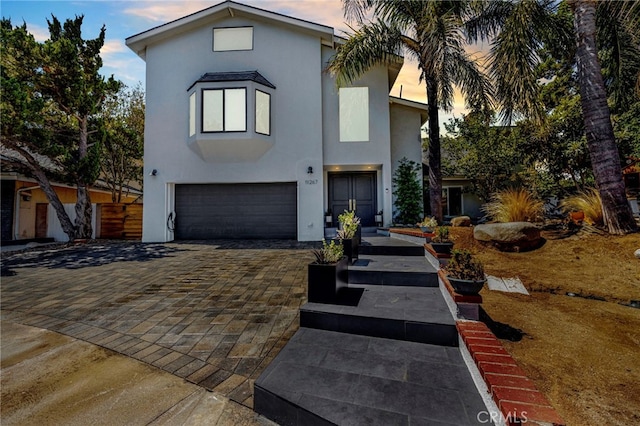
[2,0,478,129]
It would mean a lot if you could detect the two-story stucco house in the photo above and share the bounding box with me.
[126,0,427,242]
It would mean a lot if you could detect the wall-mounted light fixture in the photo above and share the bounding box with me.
[307,166,313,174]
[150,169,158,176]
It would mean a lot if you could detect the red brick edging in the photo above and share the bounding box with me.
[388,227,433,238]
[457,321,565,426]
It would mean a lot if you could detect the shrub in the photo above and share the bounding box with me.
[312,239,344,264]
[445,249,485,281]
[392,157,423,224]
[560,188,603,226]
[432,226,451,243]
[337,210,361,239]
[482,188,543,222]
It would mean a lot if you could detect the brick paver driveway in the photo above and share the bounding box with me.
[1,240,315,408]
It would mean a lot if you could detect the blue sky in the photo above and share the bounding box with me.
[1,0,473,125]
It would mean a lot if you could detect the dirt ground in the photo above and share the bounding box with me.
[449,226,640,426]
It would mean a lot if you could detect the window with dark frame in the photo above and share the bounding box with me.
[201,88,247,133]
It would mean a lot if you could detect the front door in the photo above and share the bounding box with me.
[328,172,376,226]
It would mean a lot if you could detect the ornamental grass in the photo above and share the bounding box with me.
[482,188,543,223]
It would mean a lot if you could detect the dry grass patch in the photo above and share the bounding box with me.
[451,227,640,425]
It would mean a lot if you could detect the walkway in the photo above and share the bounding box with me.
[1,240,315,408]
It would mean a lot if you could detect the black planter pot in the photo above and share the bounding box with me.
[334,237,359,265]
[430,242,454,255]
[308,257,349,304]
[448,277,485,295]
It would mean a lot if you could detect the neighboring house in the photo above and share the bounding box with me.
[1,168,141,242]
[126,0,427,242]
[440,176,483,220]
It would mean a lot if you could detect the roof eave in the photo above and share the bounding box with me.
[126,0,335,60]
[389,96,428,124]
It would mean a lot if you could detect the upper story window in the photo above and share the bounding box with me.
[213,27,253,51]
[202,88,246,132]
[339,87,369,142]
[187,71,275,139]
[255,90,270,136]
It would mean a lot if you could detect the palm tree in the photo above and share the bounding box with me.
[488,0,638,234]
[326,0,492,222]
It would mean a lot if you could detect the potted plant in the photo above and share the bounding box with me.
[336,210,361,264]
[430,226,454,254]
[308,239,348,304]
[417,216,437,234]
[444,249,486,295]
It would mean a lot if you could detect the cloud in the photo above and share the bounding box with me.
[25,22,50,42]
[123,1,216,23]
[101,39,128,58]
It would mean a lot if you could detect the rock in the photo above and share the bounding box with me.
[474,222,542,252]
[635,249,640,259]
[451,216,471,227]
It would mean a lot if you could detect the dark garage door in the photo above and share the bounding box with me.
[175,183,297,239]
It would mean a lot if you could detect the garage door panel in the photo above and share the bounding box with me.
[175,183,297,239]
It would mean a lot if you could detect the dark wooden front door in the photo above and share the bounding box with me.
[35,203,48,238]
[328,172,376,226]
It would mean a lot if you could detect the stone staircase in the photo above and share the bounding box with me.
[254,235,493,426]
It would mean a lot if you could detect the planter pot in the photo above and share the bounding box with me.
[447,276,485,295]
[420,226,433,234]
[341,237,359,265]
[430,242,454,255]
[308,257,349,304]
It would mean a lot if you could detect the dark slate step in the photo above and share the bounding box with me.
[359,236,425,257]
[254,328,491,426]
[300,285,458,347]
[348,255,439,287]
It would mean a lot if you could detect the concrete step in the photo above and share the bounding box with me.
[359,236,425,257]
[300,285,457,347]
[348,255,439,287]
[254,328,490,426]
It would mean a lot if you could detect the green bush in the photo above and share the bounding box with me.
[392,157,423,224]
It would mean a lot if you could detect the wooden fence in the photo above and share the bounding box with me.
[99,203,143,240]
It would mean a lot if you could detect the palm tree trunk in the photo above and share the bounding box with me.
[426,79,443,222]
[571,0,637,234]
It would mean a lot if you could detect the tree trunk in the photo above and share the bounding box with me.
[571,0,637,234]
[426,78,443,222]
[32,168,77,240]
[74,116,94,239]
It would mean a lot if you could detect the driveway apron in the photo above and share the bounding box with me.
[1,241,315,408]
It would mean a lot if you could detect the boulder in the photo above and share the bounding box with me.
[451,216,472,227]
[635,248,640,259]
[474,222,542,252]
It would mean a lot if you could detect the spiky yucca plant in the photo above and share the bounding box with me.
[560,188,603,226]
[482,188,543,223]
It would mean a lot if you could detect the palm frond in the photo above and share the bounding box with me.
[326,20,405,87]
[449,51,494,112]
[465,0,514,43]
[488,0,559,123]
[596,1,640,113]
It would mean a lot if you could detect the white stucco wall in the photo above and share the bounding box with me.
[141,16,325,241]
[390,103,425,221]
[320,46,394,226]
